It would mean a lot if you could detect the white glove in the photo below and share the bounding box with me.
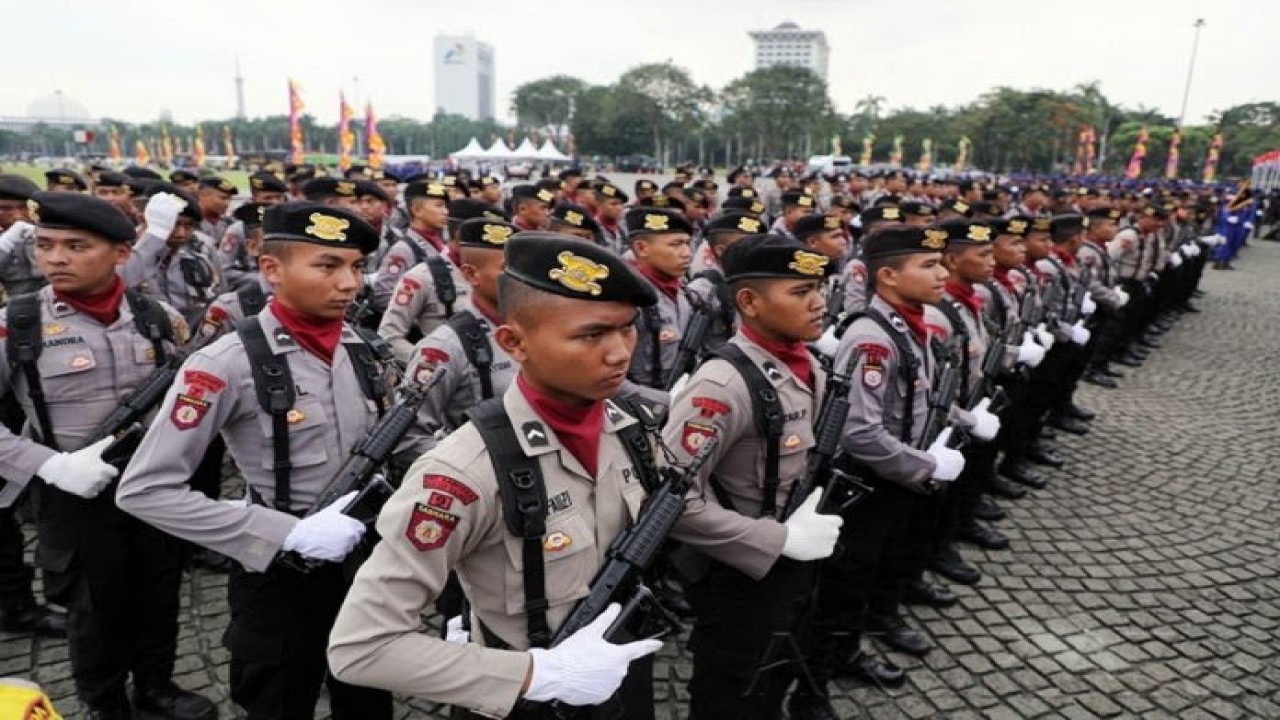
[525,603,662,706]
[926,428,965,481]
[281,490,365,561]
[780,492,843,561]
[1069,320,1091,346]
[1189,244,1201,257]
[812,325,840,358]
[143,192,187,238]
[1114,288,1130,308]
[1199,234,1223,246]
[35,436,119,499]
[668,373,689,400]
[446,615,470,644]
[1080,292,1097,316]
[1016,332,1045,367]
[969,398,1001,442]
[1033,322,1055,349]
[1179,245,1193,258]
[1168,253,1183,269]
[0,221,33,254]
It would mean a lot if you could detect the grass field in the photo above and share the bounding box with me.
[2,163,254,193]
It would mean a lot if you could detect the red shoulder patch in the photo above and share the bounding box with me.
[207,305,228,322]
[420,347,450,364]
[856,342,890,361]
[405,503,459,551]
[692,397,730,418]
[393,275,420,305]
[422,474,479,505]
[170,393,211,430]
[680,421,718,455]
[184,369,227,395]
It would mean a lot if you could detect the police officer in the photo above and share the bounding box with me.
[328,233,666,718]
[594,182,629,255]
[0,175,46,298]
[510,184,554,232]
[45,168,88,193]
[120,186,223,327]
[0,192,213,720]
[1078,208,1131,387]
[371,179,450,316]
[195,203,271,343]
[661,233,843,720]
[219,171,288,290]
[685,213,764,354]
[623,207,692,392]
[195,175,238,241]
[770,191,816,239]
[116,202,393,720]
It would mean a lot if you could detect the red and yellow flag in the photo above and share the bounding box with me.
[955,136,971,172]
[1203,133,1224,183]
[108,125,121,162]
[135,139,150,166]
[223,125,236,167]
[365,101,386,170]
[916,138,933,173]
[288,78,305,165]
[339,93,355,171]
[1164,131,1181,180]
[889,134,904,166]
[194,126,207,168]
[1124,126,1148,179]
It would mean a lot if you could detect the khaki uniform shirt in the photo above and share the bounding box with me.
[121,230,224,326]
[840,258,870,317]
[327,385,650,717]
[628,281,690,389]
[371,228,448,313]
[1076,241,1125,310]
[115,308,388,572]
[376,244,471,365]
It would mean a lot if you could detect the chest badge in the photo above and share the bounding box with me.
[286,409,306,424]
[783,434,803,449]
[69,355,92,369]
[543,531,573,553]
[43,323,66,337]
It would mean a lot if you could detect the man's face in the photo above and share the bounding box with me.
[0,196,28,230]
[949,244,995,284]
[460,248,504,307]
[480,185,503,205]
[244,227,265,259]
[167,216,196,247]
[782,204,810,227]
[358,196,387,224]
[378,179,401,201]
[412,197,449,230]
[993,236,1027,268]
[806,229,847,261]
[886,176,907,194]
[775,176,794,191]
[883,252,947,304]
[635,232,691,278]
[1024,232,1051,260]
[260,243,365,320]
[498,296,637,404]
[517,200,550,229]
[738,278,826,343]
[199,187,233,216]
[1088,218,1117,243]
[34,228,129,295]
[93,185,132,215]
[175,180,199,194]
[252,190,285,206]
[684,202,708,223]
[598,198,624,223]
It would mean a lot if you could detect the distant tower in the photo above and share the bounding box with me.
[234,56,246,119]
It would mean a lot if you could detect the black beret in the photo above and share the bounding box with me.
[722,233,832,282]
[726,166,752,184]
[123,166,163,181]
[595,182,629,203]
[27,191,136,243]
[503,233,657,307]
[1049,214,1085,234]
[1085,207,1122,221]
[705,212,766,236]
[198,175,239,195]
[45,169,88,191]
[692,179,718,191]
[727,186,759,199]
[660,182,685,194]
[991,215,1033,237]
[634,179,658,194]
[475,174,500,188]
[830,195,860,212]
[968,201,1001,218]
[719,196,766,216]
[262,202,379,254]
[535,177,563,193]
[369,168,398,183]
[343,165,370,179]
[550,204,602,234]
[126,178,157,196]
[404,180,450,202]
[0,174,41,200]
[871,194,901,207]
[448,197,508,222]
[1140,203,1171,219]
[1029,216,1054,233]
[639,194,686,212]
[457,217,516,250]
[624,207,693,236]
[861,223,945,260]
[168,169,199,184]
[511,184,555,206]
[440,174,461,188]
[939,198,974,218]
[353,180,390,203]
[232,202,269,229]
[95,171,129,188]
[302,177,358,201]
[558,168,584,180]
[934,219,995,246]
[683,188,710,208]
[249,172,288,194]
[860,205,906,227]
[143,182,201,221]
[793,213,844,240]
[900,201,936,218]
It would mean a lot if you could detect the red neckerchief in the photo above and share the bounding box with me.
[411,226,445,253]
[202,211,222,224]
[54,275,126,326]
[472,297,502,326]
[741,323,813,390]
[885,298,930,346]
[1052,246,1077,267]
[992,265,1017,293]
[945,279,984,318]
[596,215,619,235]
[630,261,681,301]
[516,374,604,478]
[446,245,462,266]
[269,299,344,365]
[514,217,540,232]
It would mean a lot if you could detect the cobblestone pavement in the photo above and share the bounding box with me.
[6,242,1278,719]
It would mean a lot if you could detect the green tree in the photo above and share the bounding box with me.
[617,62,702,164]
[510,75,588,146]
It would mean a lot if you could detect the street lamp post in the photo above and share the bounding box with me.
[1177,18,1206,128]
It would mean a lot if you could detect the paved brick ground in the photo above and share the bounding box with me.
[5,242,1278,719]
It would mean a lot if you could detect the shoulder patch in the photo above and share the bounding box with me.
[681,421,718,455]
[405,502,459,551]
[692,396,731,418]
[170,393,211,430]
[184,369,227,395]
[395,276,421,306]
[422,474,480,505]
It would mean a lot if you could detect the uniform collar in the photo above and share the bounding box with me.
[44,283,134,327]
[500,383,636,459]
[729,332,818,396]
[254,304,360,356]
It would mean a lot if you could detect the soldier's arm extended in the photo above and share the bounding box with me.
[666,362,787,580]
[328,448,532,717]
[115,340,298,571]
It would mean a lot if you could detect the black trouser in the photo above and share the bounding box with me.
[810,476,916,685]
[996,371,1032,457]
[685,556,820,719]
[1014,343,1072,449]
[935,440,999,548]
[33,480,184,708]
[224,562,392,720]
[0,505,34,611]
[1049,340,1091,418]
[1087,308,1123,371]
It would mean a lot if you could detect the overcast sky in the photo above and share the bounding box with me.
[4,0,1275,127]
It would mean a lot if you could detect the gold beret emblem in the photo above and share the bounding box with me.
[336,181,356,196]
[549,251,609,296]
[789,250,829,277]
[741,188,756,198]
[481,224,513,245]
[536,189,555,203]
[1007,219,1028,234]
[26,200,40,221]
[798,195,814,207]
[966,225,993,242]
[738,217,762,233]
[563,210,584,227]
[251,177,264,189]
[601,184,617,197]
[823,215,841,230]
[953,200,970,214]
[305,212,350,242]
[922,229,949,249]
[427,183,447,196]
[643,214,670,232]
[882,207,901,220]
[1033,218,1052,231]
[651,195,670,207]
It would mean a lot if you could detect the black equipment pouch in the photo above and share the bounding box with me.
[446,312,494,400]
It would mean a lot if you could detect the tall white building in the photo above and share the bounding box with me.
[748,22,829,80]
[433,34,496,120]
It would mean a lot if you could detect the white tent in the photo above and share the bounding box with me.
[449,137,486,160]
[534,140,571,162]
[481,139,514,159]
[511,138,540,160]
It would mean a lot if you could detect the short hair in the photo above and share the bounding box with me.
[865,255,911,289]
[497,274,555,325]
[1051,226,1079,243]
[259,239,294,261]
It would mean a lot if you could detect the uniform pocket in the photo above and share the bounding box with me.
[256,400,330,470]
[501,510,596,615]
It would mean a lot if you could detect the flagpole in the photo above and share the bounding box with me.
[1177,19,1206,128]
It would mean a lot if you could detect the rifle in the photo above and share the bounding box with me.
[1065,265,1093,324]
[1018,284,1040,330]
[824,278,845,329]
[663,303,711,391]
[276,369,445,573]
[96,356,184,469]
[917,342,963,452]
[1040,275,1066,329]
[518,436,720,719]
[780,348,872,520]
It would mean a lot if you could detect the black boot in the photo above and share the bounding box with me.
[973,496,1007,522]
[1066,403,1096,421]
[132,682,216,720]
[987,474,1027,499]
[838,649,905,688]
[903,578,958,608]
[1083,369,1118,388]
[1,599,68,638]
[957,523,1011,551]
[999,457,1047,488]
[867,613,932,656]
[929,548,982,586]
[1025,442,1065,468]
[1048,415,1091,436]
